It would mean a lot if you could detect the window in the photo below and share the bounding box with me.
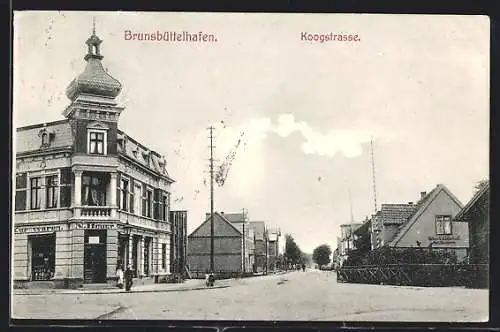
[59,168,72,208]
[162,243,167,269]
[30,177,42,210]
[82,174,107,206]
[88,130,106,155]
[121,179,129,211]
[436,215,452,235]
[15,173,28,211]
[45,175,58,208]
[146,190,152,218]
[134,183,142,214]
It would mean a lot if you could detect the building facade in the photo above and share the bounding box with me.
[170,210,188,276]
[249,221,267,273]
[13,29,175,288]
[187,212,254,276]
[388,184,469,261]
[454,182,489,264]
[266,228,281,271]
[336,223,362,266]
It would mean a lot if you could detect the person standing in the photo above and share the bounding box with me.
[116,264,124,289]
[124,264,134,291]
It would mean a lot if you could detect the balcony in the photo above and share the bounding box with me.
[76,206,117,219]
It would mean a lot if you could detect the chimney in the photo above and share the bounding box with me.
[420,191,427,200]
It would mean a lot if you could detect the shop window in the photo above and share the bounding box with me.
[30,234,56,281]
[15,173,27,211]
[45,175,58,208]
[82,173,107,206]
[87,130,107,155]
[436,215,452,235]
[30,177,42,210]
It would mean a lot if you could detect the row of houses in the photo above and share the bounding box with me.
[186,211,282,276]
[334,183,489,268]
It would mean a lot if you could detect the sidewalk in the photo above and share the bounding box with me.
[13,278,232,296]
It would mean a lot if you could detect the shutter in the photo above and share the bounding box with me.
[60,168,72,184]
[15,190,27,211]
[142,183,147,216]
[16,173,27,189]
[153,189,160,220]
[60,186,71,207]
[116,172,121,208]
[129,178,134,214]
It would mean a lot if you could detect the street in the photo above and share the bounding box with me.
[12,270,488,322]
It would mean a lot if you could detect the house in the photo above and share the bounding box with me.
[187,211,254,275]
[337,223,363,266]
[370,204,416,250]
[170,210,188,276]
[387,184,468,261]
[267,228,281,271]
[352,217,371,254]
[454,182,489,264]
[13,27,175,288]
[249,221,267,273]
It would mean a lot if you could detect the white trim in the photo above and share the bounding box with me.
[87,129,108,155]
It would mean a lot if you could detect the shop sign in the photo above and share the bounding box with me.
[428,235,460,241]
[73,223,117,230]
[15,225,64,234]
[88,236,101,244]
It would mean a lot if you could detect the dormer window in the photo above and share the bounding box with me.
[39,128,55,148]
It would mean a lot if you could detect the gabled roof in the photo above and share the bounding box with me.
[249,221,266,240]
[188,212,242,237]
[222,213,245,223]
[454,182,489,221]
[378,204,417,225]
[388,184,464,246]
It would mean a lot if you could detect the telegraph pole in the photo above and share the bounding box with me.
[242,208,246,273]
[208,126,215,273]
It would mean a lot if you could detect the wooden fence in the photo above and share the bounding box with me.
[337,264,488,288]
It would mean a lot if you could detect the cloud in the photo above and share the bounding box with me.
[217,113,377,160]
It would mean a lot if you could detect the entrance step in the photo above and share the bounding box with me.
[81,283,116,290]
[25,281,56,289]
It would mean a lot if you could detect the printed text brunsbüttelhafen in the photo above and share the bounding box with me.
[124,30,218,42]
[301,32,361,43]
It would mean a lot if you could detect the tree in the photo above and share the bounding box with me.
[284,234,303,266]
[312,244,332,267]
[474,179,489,194]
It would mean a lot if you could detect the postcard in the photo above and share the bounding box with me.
[11,11,489,322]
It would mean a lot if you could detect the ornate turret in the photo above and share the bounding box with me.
[65,20,122,101]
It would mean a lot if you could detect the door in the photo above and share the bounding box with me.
[84,230,107,283]
[84,244,107,283]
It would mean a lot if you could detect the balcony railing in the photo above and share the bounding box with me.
[79,206,112,217]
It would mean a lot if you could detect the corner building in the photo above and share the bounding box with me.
[13,29,175,288]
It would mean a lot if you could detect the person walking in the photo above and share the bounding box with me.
[124,264,134,291]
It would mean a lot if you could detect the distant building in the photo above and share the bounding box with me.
[13,28,174,288]
[170,210,187,276]
[336,223,363,266]
[387,184,468,261]
[249,221,267,273]
[267,228,281,271]
[454,182,489,264]
[221,212,255,273]
[187,211,254,276]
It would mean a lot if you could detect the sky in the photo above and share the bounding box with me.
[13,12,489,253]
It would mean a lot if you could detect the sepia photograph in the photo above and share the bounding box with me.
[11,11,489,322]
